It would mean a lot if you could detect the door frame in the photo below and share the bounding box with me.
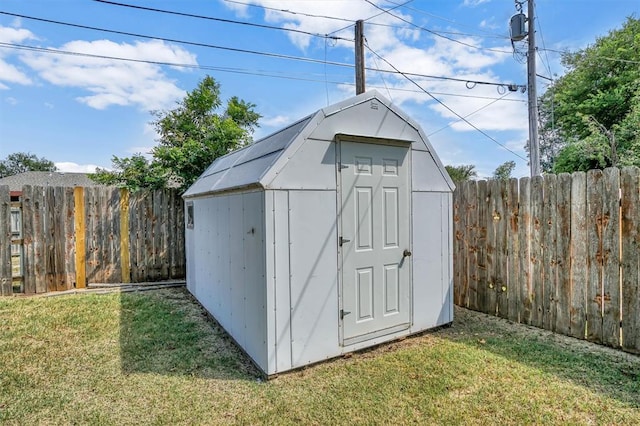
[335,133,414,346]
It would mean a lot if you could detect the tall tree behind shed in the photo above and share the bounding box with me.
[538,17,640,173]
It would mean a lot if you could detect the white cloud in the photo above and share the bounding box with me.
[20,39,198,110]
[260,114,291,127]
[55,162,105,173]
[0,25,37,86]
[5,96,17,105]
[479,18,500,30]
[463,0,491,7]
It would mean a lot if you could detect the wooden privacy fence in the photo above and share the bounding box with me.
[453,166,640,354]
[0,185,185,296]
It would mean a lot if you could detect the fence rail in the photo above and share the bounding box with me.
[0,185,185,296]
[453,166,640,354]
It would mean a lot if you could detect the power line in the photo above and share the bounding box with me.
[363,0,513,54]
[0,41,524,103]
[365,43,528,161]
[222,0,353,23]
[366,21,510,39]
[224,0,509,41]
[384,0,509,39]
[0,11,523,89]
[427,92,513,136]
[0,11,356,68]
[327,0,414,36]
[92,0,352,42]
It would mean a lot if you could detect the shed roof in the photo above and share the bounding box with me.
[0,171,98,192]
[184,90,454,198]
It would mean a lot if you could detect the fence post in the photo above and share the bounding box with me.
[74,187,86,288]
[120,189,131,283]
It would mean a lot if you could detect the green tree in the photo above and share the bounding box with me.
[0,152,57,178]
[90,76,260,192]
[91,154,167,191]
[445,164,477,184]
[538,17,640,173]
[493,161,516,180]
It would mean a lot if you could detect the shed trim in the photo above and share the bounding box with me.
[335,133,413,147]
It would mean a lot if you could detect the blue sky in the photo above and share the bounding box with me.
[0,0,637,179]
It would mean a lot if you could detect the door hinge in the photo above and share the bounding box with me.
[340,309,351,320]
[339,236,351,246]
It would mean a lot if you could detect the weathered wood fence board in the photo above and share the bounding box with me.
[454,166,640,354]
[0,186,11,296]
[621,167,640,353]
[0,185,186,296]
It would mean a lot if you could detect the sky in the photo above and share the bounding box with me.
[0,0,637,179]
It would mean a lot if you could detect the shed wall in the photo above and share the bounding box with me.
[185,191,268,371]
[411,191,453,330]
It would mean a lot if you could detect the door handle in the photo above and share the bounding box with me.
[339,237,351,246]
[403,249,412,257]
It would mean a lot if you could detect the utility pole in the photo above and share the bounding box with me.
[527,0,541,176]
[355,20,365,95]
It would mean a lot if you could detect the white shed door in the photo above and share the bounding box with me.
[339,140,411,344]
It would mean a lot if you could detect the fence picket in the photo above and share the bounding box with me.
[0,186,11,295]
[485,180,497,315]
[602,168,621,347]
[570,172,587,339]
[542,174,557,331]
[621,167,640,353]
[453,183,463,306]
[495,180,509,318]
[467,181,479,311]
[530,176,544,328]
[476,180,489,314]
[555,174,572,335]
[586,170,604,343]
[518,177,532,325]
[507,178,520,322]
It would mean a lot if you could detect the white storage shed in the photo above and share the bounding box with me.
[183,90,454,376]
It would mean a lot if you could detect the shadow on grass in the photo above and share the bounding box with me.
[119,287,260,380]
[443,307,640,408]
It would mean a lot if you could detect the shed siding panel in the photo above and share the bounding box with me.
[229,194,246,347]
[288,190,341,367]
[273,191,293,373]
[216,196,231,327]
[269,140,337,190]
[242,191,267,370]
[411,192,451,330]
[412,150,452,192]
[264,192,277,374]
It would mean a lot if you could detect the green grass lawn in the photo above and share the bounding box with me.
[1,288,638,425]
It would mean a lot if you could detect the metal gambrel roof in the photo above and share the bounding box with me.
[184,90,454,198]
[183,113,316,197]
